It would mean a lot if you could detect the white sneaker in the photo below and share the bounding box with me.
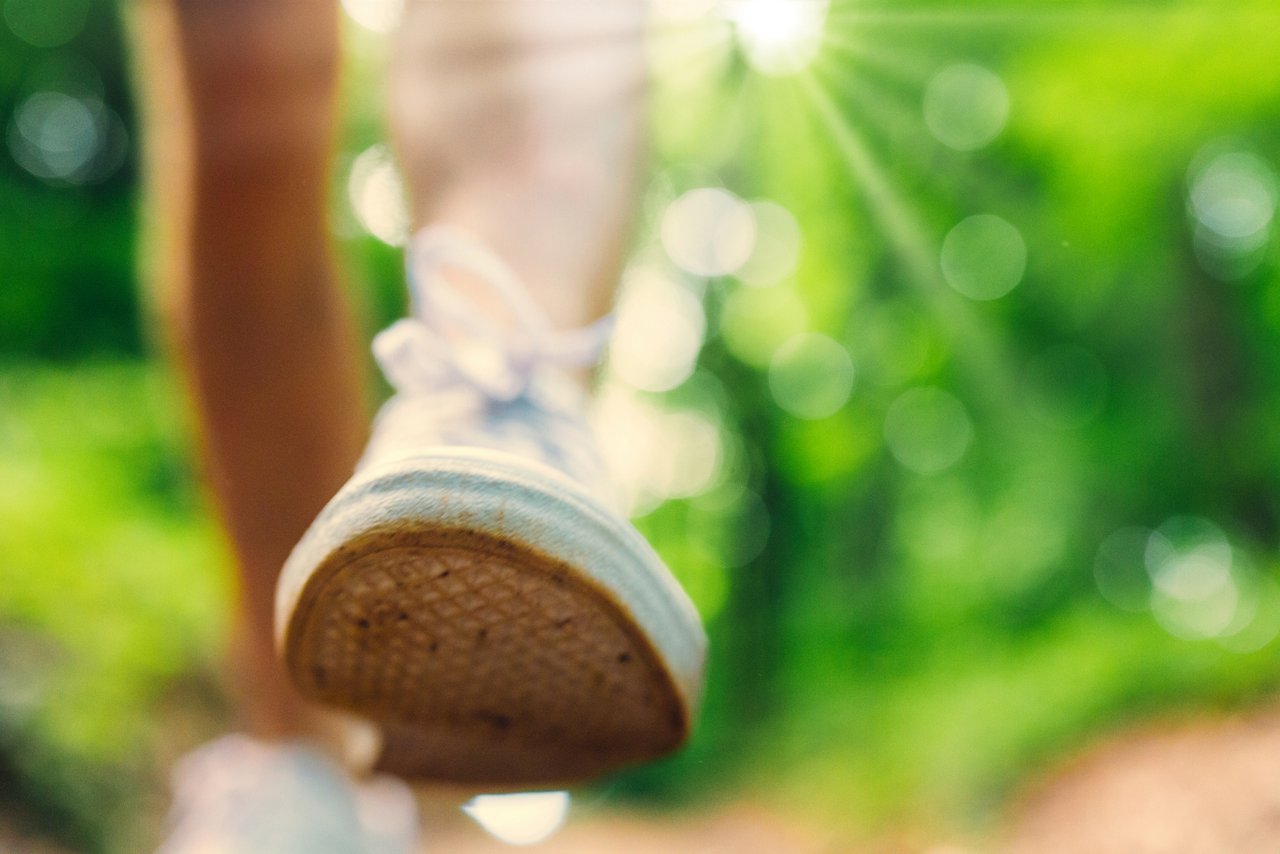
[157,735,418,854]
[275,227,707,785]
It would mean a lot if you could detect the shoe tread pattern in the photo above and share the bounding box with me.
[287,527,687,784]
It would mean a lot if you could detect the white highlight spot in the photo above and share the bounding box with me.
[348,145,410,246]
[923,63,1010,152]
[1145,517,1232,586]
[661,187,756,277]
[7,90,123,184]
[463,791,570,847]
[592,387,724,514]
[660,409,724,499]
[16,92,96,170]
[738,200,802,285]
[1145,517,1243,641]
[728,0,829,76]
[1189,150,1277,242]
[609,267,706,392]
[340,0,403,33]
[1187,146,1277,281]
[941,214,1027,301]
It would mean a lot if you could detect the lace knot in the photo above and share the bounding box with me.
[372,226,612,406]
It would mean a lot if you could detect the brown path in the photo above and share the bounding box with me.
[13,710,1280,852]
[1004,708,1280,854]
[416,800,838,853]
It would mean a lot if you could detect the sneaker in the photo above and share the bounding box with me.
[157,735,418,854]
[275,227,707,785]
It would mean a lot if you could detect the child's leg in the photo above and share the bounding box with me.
[130,0,367,738]
[389,0,649,328]
[267,1,703,784]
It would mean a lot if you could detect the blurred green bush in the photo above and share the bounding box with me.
[3,0,1280,850]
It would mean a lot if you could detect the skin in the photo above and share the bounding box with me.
[129,0,647,740]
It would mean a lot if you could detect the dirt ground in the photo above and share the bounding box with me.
[425,706,1280,853]
[418,801,838,853]
[11,708,1280,853]
[1001,707,1280,854]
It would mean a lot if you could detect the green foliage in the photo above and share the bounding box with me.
[5,0,1280,849]
[0,0,139,360]
[0,363,228,850]
[630,0,1280,835]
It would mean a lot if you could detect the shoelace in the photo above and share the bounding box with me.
[373,225,613,406]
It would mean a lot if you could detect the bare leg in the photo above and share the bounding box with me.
[133,0,651,753]
[235,0,699,786]
[266,0,689,784]
[390,0,649,329]
[130,0,367,738]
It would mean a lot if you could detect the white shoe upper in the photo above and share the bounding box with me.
[274,226,707,759]
[364,227,615,503]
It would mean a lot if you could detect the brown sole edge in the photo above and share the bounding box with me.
[283,523,690,786]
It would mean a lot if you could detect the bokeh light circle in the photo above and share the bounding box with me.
[738,200,802,286]
[591,387,724,515]
[941,214,1027,301]
[609,267,706,393]
[767,333,855,420]
[923,63,1010,152]
[884,387,974,474]
[347,144,410,246]
[661,187,757,277]
[1187,145,1277,281]
[1145,517,1243,641]
[8,90,124,185]
[1189,150,1277,242]
[720,284,809,368]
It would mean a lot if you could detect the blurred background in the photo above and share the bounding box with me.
[3,0,1280,850]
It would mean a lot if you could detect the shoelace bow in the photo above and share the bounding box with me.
[372,226,613,407]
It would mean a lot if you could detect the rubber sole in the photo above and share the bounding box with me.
[276,448,706,786]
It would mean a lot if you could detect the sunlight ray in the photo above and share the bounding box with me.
[801,72,935,283]
[813,42,1025,212]
[818,26,937,84]
[816,53,928,145]
[799,70,1022,419]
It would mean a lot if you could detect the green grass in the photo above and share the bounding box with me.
[0,361,228,852]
